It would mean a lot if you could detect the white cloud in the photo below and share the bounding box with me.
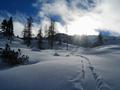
[33,0,120,36]
[14,21,24,37]
[34,0,101,35]
[36,0,100,23]
[91,0,120,35]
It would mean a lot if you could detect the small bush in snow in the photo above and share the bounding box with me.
[0,44,29,65]
[54,52,60,56]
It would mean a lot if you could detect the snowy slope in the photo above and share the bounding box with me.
[0,38,120,90]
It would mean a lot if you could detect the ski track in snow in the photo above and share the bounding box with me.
[67,48,113,90]
[79,55,112,90]
[67,48,85,90]
[69,59,85,90]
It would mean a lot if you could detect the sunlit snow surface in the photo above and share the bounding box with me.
[0,38,120,90]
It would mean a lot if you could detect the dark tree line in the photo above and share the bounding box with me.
[1,17,14,42]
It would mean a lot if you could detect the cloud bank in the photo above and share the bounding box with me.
[33,0,101,35]
[93,0,120,36]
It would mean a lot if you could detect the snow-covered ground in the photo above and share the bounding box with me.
[0,38,120,90]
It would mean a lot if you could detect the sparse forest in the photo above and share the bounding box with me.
[0,16,107,52]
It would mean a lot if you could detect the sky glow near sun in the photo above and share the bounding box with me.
[67,15,101,35]
[56,14,103,36]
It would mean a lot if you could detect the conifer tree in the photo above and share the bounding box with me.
[98,32,103,45]
[94,32,104,47]
[7,17,14,42]
[23,17,32,47]
[1,17,14,43]
[48,20,56,49]
[23,24,27,43]
[1,19,8,37]
[37,28,43,49]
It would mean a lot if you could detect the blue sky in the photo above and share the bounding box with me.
[0,0,37,16]
[0,0,120,36]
